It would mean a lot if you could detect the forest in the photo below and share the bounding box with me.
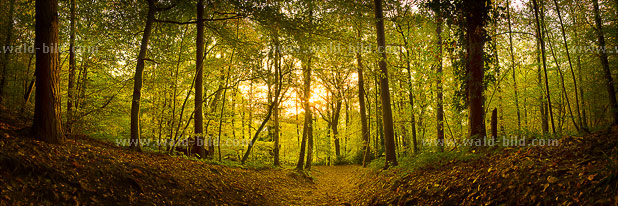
[0,0,617,205]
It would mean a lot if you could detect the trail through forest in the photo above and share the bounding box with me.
[280,165,366,205]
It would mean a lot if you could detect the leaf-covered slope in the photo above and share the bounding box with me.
[0,117,314,205]
[353,128,618,205]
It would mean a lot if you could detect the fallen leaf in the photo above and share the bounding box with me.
[547,176,558,184]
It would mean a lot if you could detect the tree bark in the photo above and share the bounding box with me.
[532,0,556,134]
[542,16,579,132]
[464,0,489,142]
[374,0,397,168]
[592,0,618,125]
[552,0,582,130]
[434,0,445,152]
[33,0,64,143]
[0,0,15,102]
[356,34,371,166]
[303,56,314,170]
[193,0,206,158]
[506,0,522,132]
[332,100,342,157]
[130,0,156,151]
[491,108,497,140]
[66,0,77,134]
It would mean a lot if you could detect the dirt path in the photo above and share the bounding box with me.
[272,165,367,206]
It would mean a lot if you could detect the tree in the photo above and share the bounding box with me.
[356,27,371,166]
[532,0,556,135]
[592,0,618,126]
[463,0,490,141]
[194,0,207,158]
[297,54,313,170]
[66,0,77,134]
[130,0,156,151]
[393,9,418,155]
[433,0,445,151]
[374,0,397,168]
[552,0,582,130]
[506,0,522,132]
[33,0,64,143]
[0,0,15,103]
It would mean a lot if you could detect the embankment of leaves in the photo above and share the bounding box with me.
[354,128,618,205]
[0,114,312,205]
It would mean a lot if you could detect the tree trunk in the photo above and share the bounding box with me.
[464,0,489,142]
[66,0,76,134]
[356,40,371,166]
[592,0,618,125]
[304,56,314,170]
[537,35,549,134]
[332,100,342,158]
[577,56,588,129]
[130,0,155,151]
[374,0,397,168]
[491,108,497,140]
[542,17,579,132]
[273,103,280,166]
[552,0,582,130]
[532,0,556,134]
[193,0,206,158]
[33,0,64,143]
[0,0,15,103]
[507,0,522,132]
[434,0,445,152]
[272,34,281,166]
[216,72,230,161]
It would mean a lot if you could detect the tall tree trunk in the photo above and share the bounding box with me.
[304,57,314,170]
[537,34,549,133]
[542,17,579,132]
[395,21,418,154]
[593,0,618,125]
[272,33,281,166]
[434,0,445,152]
[464,0,489,141]
[532,0,556,134]
[356,36,371,166]
[406,59,418,154]
[374,0,397,168]
[66,0,76,134]
[577,56,588,129]
[0,0,15,102]
[33,0,64,143]
[332,100,342,158]
[491,108,497,139]
[130,0,156,151]
[552,0,582,130]
[194,0,206,158]
[507,0,522,132]
[273,103,281,166]
[297,55,312,170]
[216,72,229,161]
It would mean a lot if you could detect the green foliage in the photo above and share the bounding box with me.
[333,155,352,166]
[351,149,375,165]
[368,151,481,172]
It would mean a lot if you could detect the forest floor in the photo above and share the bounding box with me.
[0,109,368,205]
[1,107,617,205]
